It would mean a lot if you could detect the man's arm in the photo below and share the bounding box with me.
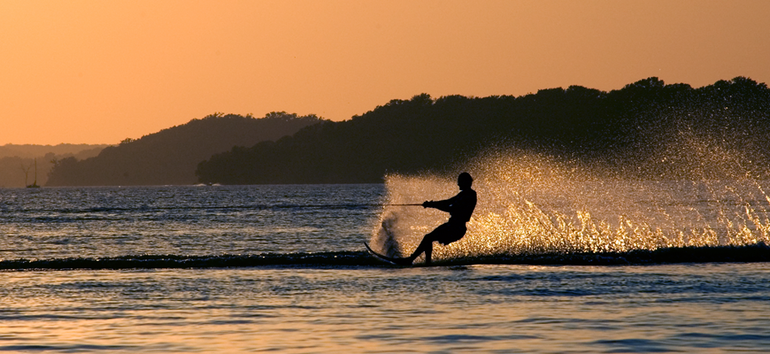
[422,194,460,213]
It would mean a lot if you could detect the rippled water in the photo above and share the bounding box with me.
[1,184,770,353]
[0,185,381,259]
[3,264,770,353]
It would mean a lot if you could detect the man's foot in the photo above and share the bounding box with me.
[392,257,413,266]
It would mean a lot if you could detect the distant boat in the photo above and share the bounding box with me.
[26,158,40,188]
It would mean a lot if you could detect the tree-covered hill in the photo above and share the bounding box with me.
[46,112,324,186]
[0,145,107,188]
[196,77,770,184]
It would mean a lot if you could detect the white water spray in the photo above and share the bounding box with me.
[371,148,770,262]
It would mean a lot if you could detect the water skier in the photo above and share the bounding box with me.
[398,172,477,265]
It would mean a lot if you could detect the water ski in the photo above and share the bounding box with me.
[363,242,411,266]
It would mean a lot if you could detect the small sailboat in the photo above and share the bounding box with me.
[26,158,40,188]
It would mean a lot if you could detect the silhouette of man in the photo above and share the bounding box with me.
[399,172,477,265]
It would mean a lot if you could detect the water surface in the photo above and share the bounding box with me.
[1,184,769,353]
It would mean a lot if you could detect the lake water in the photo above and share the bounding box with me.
[1,182,770,353]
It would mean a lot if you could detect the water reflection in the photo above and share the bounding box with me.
[2,264,769,353]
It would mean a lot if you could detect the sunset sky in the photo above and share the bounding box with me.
[2,0,769,145]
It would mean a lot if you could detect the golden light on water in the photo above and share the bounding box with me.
[373,148,770,263]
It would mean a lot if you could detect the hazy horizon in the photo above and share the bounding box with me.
[3,0,769,145]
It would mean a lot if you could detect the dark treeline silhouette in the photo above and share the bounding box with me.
[196,77,770,184]
[0,146,106,188]
[47,112,324,186]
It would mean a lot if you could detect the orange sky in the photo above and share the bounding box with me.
[2,0,769,145]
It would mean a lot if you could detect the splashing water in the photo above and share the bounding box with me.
[371,150,770,262]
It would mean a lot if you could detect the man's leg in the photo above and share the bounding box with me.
[411,222,465,264]
[407,229,441,264]
[408,236,435,264]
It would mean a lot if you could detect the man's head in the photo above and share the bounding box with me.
[457,172,473,190]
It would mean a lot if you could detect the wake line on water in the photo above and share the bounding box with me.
[2,244,770,270]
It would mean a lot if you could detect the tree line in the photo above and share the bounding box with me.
[0,146,105,188]
[195,77,770,184]
[46,112,324,186]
